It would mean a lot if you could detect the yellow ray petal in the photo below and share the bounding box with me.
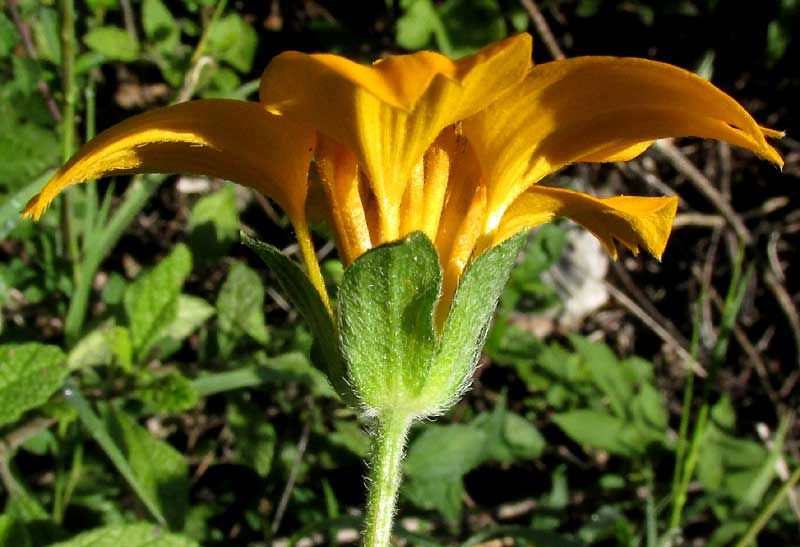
[314,135,373,265]
[463,56,783,233]
[22,99,315,223]
[438,184,488,328]
[494,185,680,260]
[259,34,532,241]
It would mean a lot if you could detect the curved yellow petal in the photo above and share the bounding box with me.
[259,34,531,241]
[22,99,315,223]
[463,56,783,232]
[495,185,680,260]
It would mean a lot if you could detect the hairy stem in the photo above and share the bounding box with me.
[363,412,412,547]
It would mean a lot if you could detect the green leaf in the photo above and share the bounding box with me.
[242,233,350,403]
[474,401,545,463]
[396,0,441,50]
[497,412,546,461]
[0,172,53,239]
[631,383,667,439]
[102,406,189,529]
[83,26,140,62]
[570,335,633,418]
[32,8,60,64]
[192,352,335,399]
[552,409,642,457]
[67,325,133,371]
[216,261,269,357]
[142,0,180,50]
[0,14,19,59]
[438,0,509,57]
[124,244,192,362]
[50,523,199,547]
[65,387,169,525]
[0,514,31,547]
[188,184,239,262]
[0,114,59,194]
[137,372,199,413]
[227,398,276,476]
[767,20,789,64]
[338,232,440,413]
[421,232,525,410]
[404,424,488,523]
[329,419,371,458]
[207,14,258,73]
[0,344,66,427]
[160,295,215,345]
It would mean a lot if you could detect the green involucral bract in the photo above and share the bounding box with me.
[247,230,525,418]
[241,232,353,405]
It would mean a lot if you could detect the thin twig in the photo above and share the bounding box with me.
[653,140,753,245]
[708,288,782,409]
[603,280,705,376]
[611,261,693,351]
[763,270,800,371]
[270,397,314,537]
[7,0,62,121]
[672,213,725,229]
[119,0,140,46]
[519,0,565,60]
[0,418,56,493]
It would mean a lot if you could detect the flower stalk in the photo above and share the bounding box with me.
[363,412,413,547]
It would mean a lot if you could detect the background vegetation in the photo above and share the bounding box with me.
[0,0,798,545]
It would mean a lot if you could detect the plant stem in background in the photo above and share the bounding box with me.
[60,0,80,279]
[734,465,800,547]
[363,413,413,547]
[63,175,163,346]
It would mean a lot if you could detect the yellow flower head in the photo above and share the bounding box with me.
[22,34,782,314]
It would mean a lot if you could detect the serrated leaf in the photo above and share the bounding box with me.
[102,407,189,529]
[552,409,642,457]
[338,232,440,412]
[84,26,140,62]
[188,184,239,262]
[50,523,198,547]
[242,233,350,403]
[0,344,66,428]
[216,261,268,357]
[124,244,192,362]
[207,14,257,73]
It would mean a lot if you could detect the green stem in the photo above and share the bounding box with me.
[363,413,412,547]
[733,465,800,547]
[60,0,80,279]
[64,175,163,346]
